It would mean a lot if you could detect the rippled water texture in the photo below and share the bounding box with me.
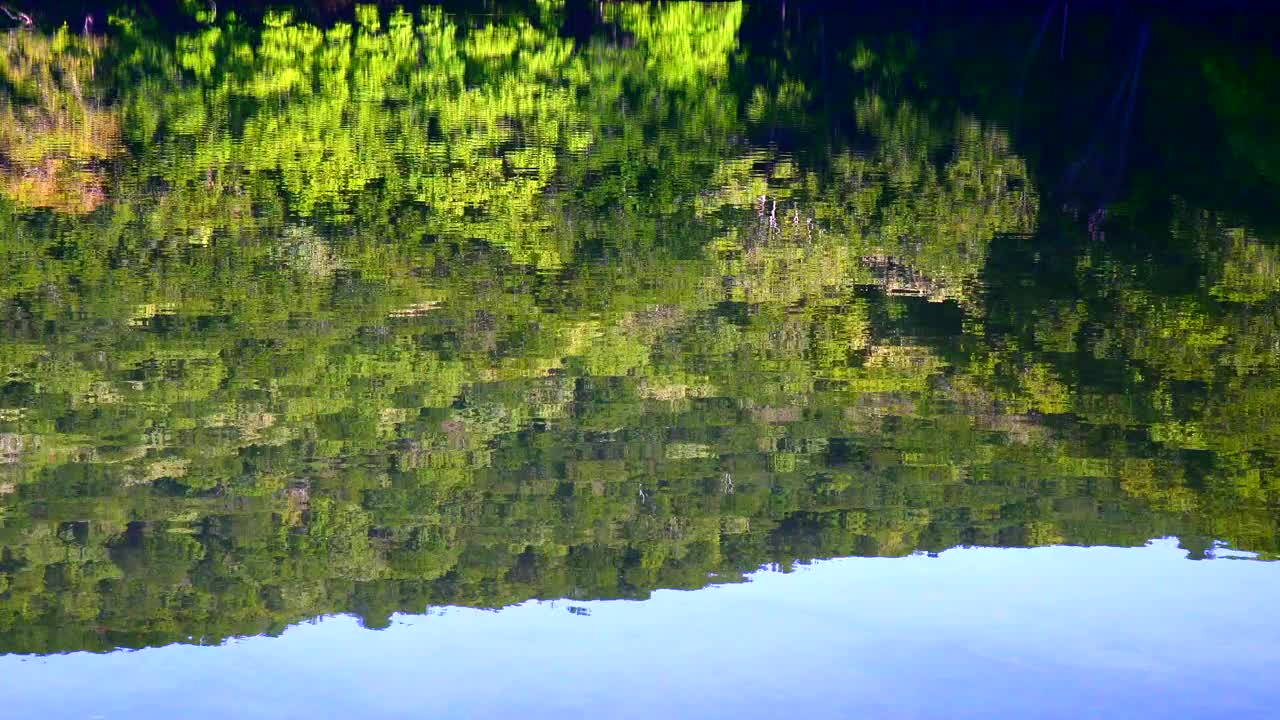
[0,1,1277,715]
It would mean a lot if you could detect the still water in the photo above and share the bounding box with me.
[4,541,1279,719]
[0,0,1278,716]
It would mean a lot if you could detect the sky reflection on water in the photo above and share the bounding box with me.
[5,539,1278,719]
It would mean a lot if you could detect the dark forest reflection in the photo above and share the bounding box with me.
[0,1,1277,655]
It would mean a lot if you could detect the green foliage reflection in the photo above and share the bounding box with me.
[0,2,1276,655]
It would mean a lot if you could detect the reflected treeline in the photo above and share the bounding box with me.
[0,2,1277,654]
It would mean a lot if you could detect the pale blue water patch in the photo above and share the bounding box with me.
[3,539,1277,719]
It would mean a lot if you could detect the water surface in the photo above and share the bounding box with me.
[0,1,1278,715]
[5,541,1279,718]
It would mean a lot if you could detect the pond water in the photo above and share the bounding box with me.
[5,541,1280,718]
[0,1,1277,717]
